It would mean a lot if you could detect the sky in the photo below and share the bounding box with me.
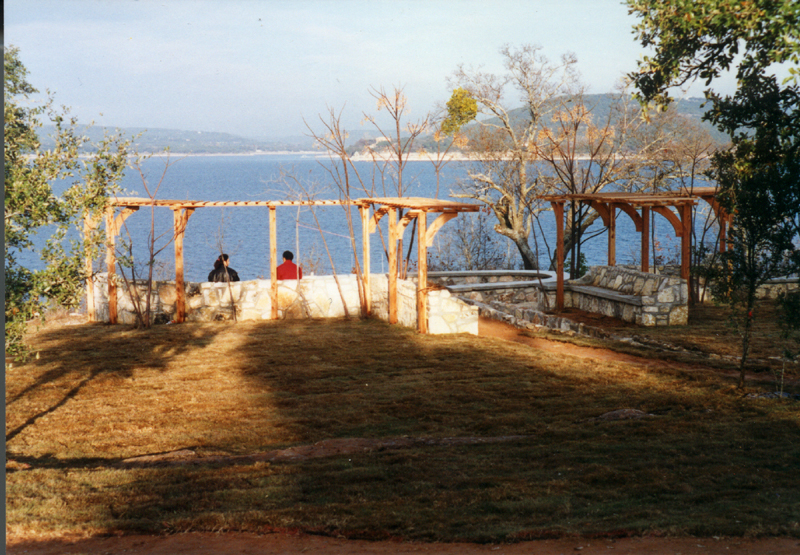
[4,0,739,141]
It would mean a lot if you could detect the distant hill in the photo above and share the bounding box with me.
[491,94,729,145]
[37,126,316,154]
[345,94,728,157]
[35,94,727,155]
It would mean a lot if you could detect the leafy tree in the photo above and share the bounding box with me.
[4,46,132,360]
[441,88,477,136]
[628,0,800,387]
[628,0,800,109]
[710,152,798,385]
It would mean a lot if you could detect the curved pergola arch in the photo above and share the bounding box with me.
[544,188,728,310]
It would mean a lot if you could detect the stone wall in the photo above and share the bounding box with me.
[425,271,558,307]
[756,277,799,300]
[426,267,688,327]
[91,273,478,335]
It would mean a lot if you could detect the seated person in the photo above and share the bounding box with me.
[208,253,240,282]
[276,250,302,280]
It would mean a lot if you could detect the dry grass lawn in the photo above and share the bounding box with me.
[6,306,800,543]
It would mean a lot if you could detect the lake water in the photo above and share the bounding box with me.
[36,154,704,283]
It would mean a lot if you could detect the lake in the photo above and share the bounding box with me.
[38,154,706,283]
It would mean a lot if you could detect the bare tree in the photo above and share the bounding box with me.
[116,153,182,328]
[447,44,580,269]
[306,85,432,284]
[430,208,517,271]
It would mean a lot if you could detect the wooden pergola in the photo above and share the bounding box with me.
[85,196,478,333]
[544,187,730,310]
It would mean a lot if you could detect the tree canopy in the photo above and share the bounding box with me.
[4,46,132,360]
[628,0,800,106]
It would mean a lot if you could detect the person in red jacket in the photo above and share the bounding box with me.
[276,250,302,280]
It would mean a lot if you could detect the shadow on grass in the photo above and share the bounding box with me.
[6,317,800,541]
[6,321,220,445]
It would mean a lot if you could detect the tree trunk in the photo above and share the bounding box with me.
[512,236,538,270]
[548,209,602,271]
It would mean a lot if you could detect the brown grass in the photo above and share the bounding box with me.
[6,309,800,542]
[538,301,800,380]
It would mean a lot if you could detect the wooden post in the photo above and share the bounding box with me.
[103,206,139,324]
[84,215,97,322]
[104,207,118,324]
[552,201,565,311]
[270,206,278,319]
[416,210,428,334]
[607,202,616,266]
[641,206,650,273]
[680,203,692,282]
[174,209,184,322]
[388,207,398,324]
[172,208,195,323]
[360,204,371,316]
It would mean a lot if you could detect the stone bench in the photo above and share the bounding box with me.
[567,284,643,307]
[566,266,687,326]
[426,267,688,327]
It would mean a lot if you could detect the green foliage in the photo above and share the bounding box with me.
[709,152,799,385]
[628,0,800,108]
[441,87,477,135]
[564,252,589,278]
[629,1,800,385]
[4,46,133,361]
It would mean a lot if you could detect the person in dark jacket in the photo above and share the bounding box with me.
[208,254,240,282]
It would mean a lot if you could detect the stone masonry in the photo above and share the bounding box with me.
[92,273,478,335]
[567,266,688,326]
[426,267,689,327]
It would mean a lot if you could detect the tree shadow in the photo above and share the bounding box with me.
[5,321,220,445]
[7,317,800,541]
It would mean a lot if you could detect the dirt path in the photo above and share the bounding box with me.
[8,531,800,555]
[478,316,704,374]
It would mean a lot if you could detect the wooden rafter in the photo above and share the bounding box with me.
[99,196,478,333]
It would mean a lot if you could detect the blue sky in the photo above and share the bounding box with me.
[4,0,736,140]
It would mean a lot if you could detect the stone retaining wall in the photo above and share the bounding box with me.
[425,270,557,308]
[427,267,688,327]
[91,273,477,335]
[756,277,799,300]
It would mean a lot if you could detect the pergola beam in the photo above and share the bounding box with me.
[99,196,478,333]
[545,190,707,288]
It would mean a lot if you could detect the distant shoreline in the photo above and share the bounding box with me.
[143,150,475,161]
[68,150,592,162]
